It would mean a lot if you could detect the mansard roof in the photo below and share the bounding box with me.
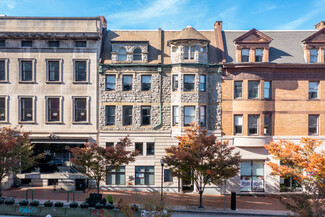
[302,28,325,44]
[167,26,210,45]
[111,32,148,42]
[233,28,273,44]
[223,30,316,64]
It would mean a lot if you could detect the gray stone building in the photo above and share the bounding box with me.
[98,25,222,193]
[0,16,106,190]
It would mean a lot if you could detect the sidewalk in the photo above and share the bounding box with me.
[2,187,290,216]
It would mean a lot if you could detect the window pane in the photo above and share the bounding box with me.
[241,49,249,62]
[105,106,115,125]
[133,48,142,61]
[22,61,33,81]
[22,41,32,47]
[172,75,178,91]
[309,115,318,135]
[234,81,242,98]
[0,98,5,121]
[75,61,86,81]
[123,75,132,91]
[75,41,86,47]
[147,142,154,155]
[173,106,179,125]
[252,161,264,176]
[48,61,60,81]
[141,106,151,125]
[264,81,271,99]
[184,46,189,59]
[48,98,60,121]
[0,40,5,47]
[49,41,59,48]
[184,75,195,91]
[255,49,263,62]
[135,166,154,185]
[248,115,259,135]
[106,75,116,91]
[141,75,151,91]
[21,98,33,121]
[234,115,243,134]
[123,106,132,125]
[0,60,5,80]
[264,114,271,135]
[118,48,127,61]
[248,81,259,99]
[240,161,251,176]
[184,106,195,126]
[309,82,319,99]
[74,98,87,122]
[200,75,206,91]
[135,143,143,155]
[200,106,206,126]
[164,169,173,182]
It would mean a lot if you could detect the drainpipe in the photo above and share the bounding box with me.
[154,66,163,129]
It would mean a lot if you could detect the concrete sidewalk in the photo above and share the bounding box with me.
[2,187,291,216]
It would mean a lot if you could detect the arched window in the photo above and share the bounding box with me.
[118,48,127,61]
[133,48,142,61]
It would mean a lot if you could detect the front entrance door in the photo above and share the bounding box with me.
[75,179,86,191]
[182,171,194,192]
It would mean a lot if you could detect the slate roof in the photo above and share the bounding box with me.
[111,32,148,42]
[167,26,210,45]
[223,30,316,64]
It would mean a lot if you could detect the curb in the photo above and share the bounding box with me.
[172,209,289,217]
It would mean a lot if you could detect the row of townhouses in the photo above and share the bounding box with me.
[1,16,325,194]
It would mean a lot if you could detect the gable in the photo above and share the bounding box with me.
[233,28,273,45]
[302,28,325,44]
[241,33,269,43]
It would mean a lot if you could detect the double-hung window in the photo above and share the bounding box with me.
[172,75,179,91]
[234,115,243,135]
[310,49,318,63]
[0,97,6,121]
[73,97,87,122]
[248,81,259,99]
[107,166,125,185]
[199,106,206,127]
[255,49,263,62]
[173,106,179,126]
[264,114,272,135]
[147,142,155,156]
[0,60,5,81]
[240,161,264,192]
[248,115,259,135]
[308,115,319,135]
[199,75,206,92]
[164,169,173,182]
[241,49,249,62]
[123,75,132,91]
[184,106,195,126]
[234,81,243,99]
[106,75,116,91]
[46,97,61,122]
[20,60,33,82]
[48,61,60,82]
[105,106,115,126]
[133,48,142,61]
[75,41,87,48]
[20,97,33,122]
[118,48,127,61]
[309,81,319,99]
[264,81,271,99]
[135,143,143,156]
[74,61,87,82]
[141,106,151,126]
[184,75,195,91]
[135,166,154,185]
[123,106,132,126]
[141,75,151,91]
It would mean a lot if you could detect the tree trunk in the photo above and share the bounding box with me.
[198,189,203,208]
[97,179,100,194]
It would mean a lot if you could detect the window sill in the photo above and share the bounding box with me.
[72,81,89,84]
[122,125,133,127]
[18,121,36,124]
[46,81,63,84]
[140,90,152,92]
[105,90,117,92]
[234,97,244,100]
[45,121,63,124]
[72,121,90,125]
[105,125,116,127]
[18,81,36,84]
[0,81,9,83]
[308,98,320,101]
[0,121,9,124]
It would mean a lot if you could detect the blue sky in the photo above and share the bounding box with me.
[0,0,324,30]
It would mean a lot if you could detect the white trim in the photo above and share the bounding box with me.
[18,58,36,83]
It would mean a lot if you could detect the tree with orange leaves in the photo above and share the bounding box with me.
[163,123,241,208]
[265,137,325,217]
[0,126,38,196]
[71,136,137,193]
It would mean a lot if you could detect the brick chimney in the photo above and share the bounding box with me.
[315,21,325,30]
[214,21,225,63]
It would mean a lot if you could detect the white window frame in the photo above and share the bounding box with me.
[72,59,90,83]
[18,96,36,124]
[46,59,63,83]
[0,95,9,123]
[45,96,63,124]
[234,115,243,135]
[184,106,195,126]
[172,106,179,126]
[72,96,90,124]
[18,59,36,83]
[0,58,9,83]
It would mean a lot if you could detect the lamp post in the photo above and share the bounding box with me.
[160,158,164,200]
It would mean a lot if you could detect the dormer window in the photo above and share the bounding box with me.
[118,48,127,61]
[184,46,195,60]
[200,46,207,53]
[255,49,263,62]
[241,49,250,62]
[133,48,142,61]
[310,49,318,63]
[172,46,178,52]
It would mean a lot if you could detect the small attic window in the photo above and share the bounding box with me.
[310,49,318,63]
[118,48,127,61]
[133,48,142,61]
[200,46,207,53]
[241,49,250,62]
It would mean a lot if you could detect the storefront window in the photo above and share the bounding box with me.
[240,161,264,192]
